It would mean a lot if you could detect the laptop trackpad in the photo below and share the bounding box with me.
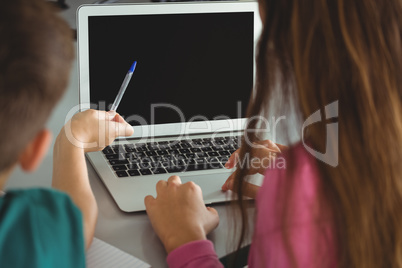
[179,171,243,204]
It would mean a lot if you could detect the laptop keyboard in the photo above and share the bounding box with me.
[102,136,240,177]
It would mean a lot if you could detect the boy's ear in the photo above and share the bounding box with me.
[19,129,52,172]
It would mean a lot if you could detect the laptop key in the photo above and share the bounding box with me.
[184,158,197,165]
[170,144,181,149]
[168,149,180,155]
[129,158,140,164]
[102,148,114,155]
[135,143,146,148]
[146,151,158,157]
[139,162,155,169]
[211,146,223,151]
[195,158,207,165]
[127,163,139,170]
[179,148,191,154]
[185,153,196,159]
[161,160,173,168]
[219,151,231,156]
[139,169,152,175]
[105,153,121,160]
[206,162,223,169]
[192,141,203,147]
[180,143,192,149]
[217,156,229,164]
[135,151,146,157]
[207,151,219,157]
[123,152,136,159]
[115,171,129,177]
[111,145,125,152]
[190,147,202,153]
[214,140,226,145]
[156,150,169,155]
[202,141,213,146]
[125,147,136,153]
[185,164,204,172]
[109,159,129,165]
[195,152,206,158]
[158,144,170,150]
[136,146,147,152]
[152,168,167,174]
[166,166,186,173]
[124,144,135,148]
[112,165,127,171]
[128,170,141,176]
[201,147,213,152]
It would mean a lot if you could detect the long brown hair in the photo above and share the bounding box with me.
[234,0,402,267]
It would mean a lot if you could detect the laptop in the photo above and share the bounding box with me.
[77,1,262,212]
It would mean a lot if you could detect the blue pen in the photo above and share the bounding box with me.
[110,61,137,111]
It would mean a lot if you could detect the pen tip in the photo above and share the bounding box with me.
[129,61,137,73]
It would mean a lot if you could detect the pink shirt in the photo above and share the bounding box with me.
[167,143,337,267]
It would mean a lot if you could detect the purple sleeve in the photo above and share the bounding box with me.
[166,240,223,268]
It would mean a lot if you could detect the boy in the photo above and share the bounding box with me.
[0,0,133,266]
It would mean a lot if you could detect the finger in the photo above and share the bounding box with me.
[252,140,281,152]
[206,206,218,216]
[275,143,288,152]
[249,146,278,175]
[243,182,260,199]
[110,121,134,137]
[144,195,155,209]
[107,110,117,119]
[221,170,237,191]
[266,140,281,152]
[112,113,126,123]
[205,207,220,233]
[230,181,260,199]
[224,149,239,168]
[167,175,182,185]
[155,180,168,195]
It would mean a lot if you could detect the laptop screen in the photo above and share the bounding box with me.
[88,12,254,126]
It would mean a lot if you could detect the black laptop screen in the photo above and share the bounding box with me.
[88,12,254,126]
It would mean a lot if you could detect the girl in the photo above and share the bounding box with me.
[145,0,402,267]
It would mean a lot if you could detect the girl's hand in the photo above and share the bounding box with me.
[222,140,286,198]
[144,176,219,253]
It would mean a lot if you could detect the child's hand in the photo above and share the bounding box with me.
[61,109,133,152]
[221,140,285,198]
[144,176,219,254]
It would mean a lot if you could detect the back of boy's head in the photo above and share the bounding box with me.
[0,0,74,172]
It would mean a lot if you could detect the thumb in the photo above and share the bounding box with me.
[206,206,218,217]
[205,207,219,233]
[225,149,239,169]
[111,121,134,137]
[107,110,117,119]
[144,195,155,210]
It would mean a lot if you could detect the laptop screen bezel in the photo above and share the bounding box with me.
[77,2,262,140]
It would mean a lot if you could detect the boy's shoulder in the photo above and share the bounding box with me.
[0,188,76,214]
[0,188,85,268]
[1,188,70,203]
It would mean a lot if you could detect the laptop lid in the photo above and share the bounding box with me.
[77,2,261,141]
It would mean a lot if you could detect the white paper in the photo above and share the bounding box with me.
[86,238,150,268]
